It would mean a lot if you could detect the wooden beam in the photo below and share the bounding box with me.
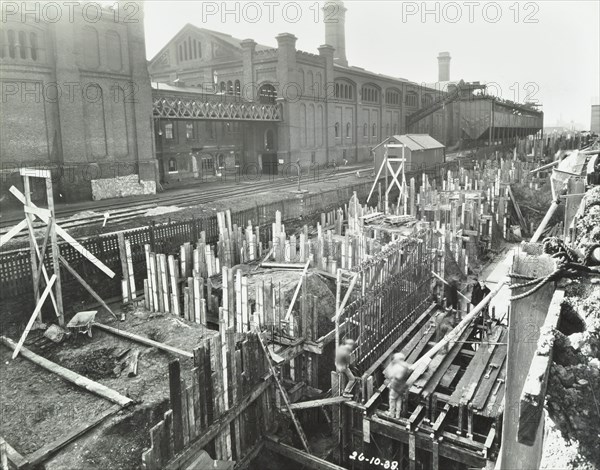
[26,405,121,467]
[0,437,28,470]
[284,260,310,321]
[368,415,485,468]
[0,336,132,407]
[23,205,51,220]
[233,440,264,470]
[58,255,117,320]
[0,219,28,247]
[285,396,350,411]
[264,436,347,470]
[92,323,193,359]
[331,271,359,321]
[11,274,56,359]
[19,168,51,178]
[9,186,115,278]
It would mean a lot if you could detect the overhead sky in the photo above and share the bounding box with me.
[144,1,600,129]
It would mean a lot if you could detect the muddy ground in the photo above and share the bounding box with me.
[0,303,215,469]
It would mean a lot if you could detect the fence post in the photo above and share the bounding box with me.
[150,221,156,252]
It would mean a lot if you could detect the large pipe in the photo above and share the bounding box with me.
[530,200,560,243]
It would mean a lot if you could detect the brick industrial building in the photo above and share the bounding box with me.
[0,1,156,202]
[149,1,543,183]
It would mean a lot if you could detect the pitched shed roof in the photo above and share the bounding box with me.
[373,134,445,152]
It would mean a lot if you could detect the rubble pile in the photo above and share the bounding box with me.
[545,185,600,469]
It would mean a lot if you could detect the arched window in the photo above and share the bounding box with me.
[197,40,202,58]
[7,30,16,59]
[227,80,233,94]
[217,154,225,168]
[234,80,241,96]
[18,31,27,59]
[393,123,398,135]
[300,104,307,147]
[422,94,434,107]
[405,92,418,107]
[29,32,38,61]
[315,72,322,98]
[193,39,197,59]
[386,123,390,137]
[335,83,340,98]
[307,71,314,96]
[362,85,379,103]
[82,26,99,68]
[299,69,305,96]
[220,81,226,93]
[106,31,122,71]
[335,122,340,138]
[372,123,377,138]
[346,122,351,139]
[258,84,277,104]
[386,89,401,106]
[168,158,178,173]
[363,123,368,138]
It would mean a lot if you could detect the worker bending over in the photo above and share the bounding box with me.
[384,353,411,419]
[335,338,356,382]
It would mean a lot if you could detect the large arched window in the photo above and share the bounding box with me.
[346,122,351,139]
[334,80,355,101]
[7,30,16,59]
[334,122,340,138]
[168,158,178,173]
[29,32,38,61]
[82,26,100,68]
[405,92,418,107]
[234,80,241,96]
[227,80,233,94]
[372,123,377,138]
[385,89,401,106]
[363,123,368,138]
[362,84,379,103]
[106,31,122,71]
[220,81,226,93]
[258,84,277,104]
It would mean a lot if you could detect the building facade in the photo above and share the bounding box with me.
[148,1,447,172]
[0,1,156,202]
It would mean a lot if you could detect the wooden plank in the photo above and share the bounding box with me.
[10,274,56,358]
[285,396,350,410]
[93,323,193,358]
[169,360,184,454]
[0,219,28,247]
[0,336,132,407]
[27,404,121,467]
[0,437,29,470]
[284,260,310,321]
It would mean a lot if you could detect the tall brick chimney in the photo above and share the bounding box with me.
[437,52,451,82]
[323,1,348,67]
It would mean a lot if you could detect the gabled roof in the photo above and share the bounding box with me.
[149,23,273,64]
[373,134,445,151]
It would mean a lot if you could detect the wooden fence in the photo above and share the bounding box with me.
[0,181,376,308]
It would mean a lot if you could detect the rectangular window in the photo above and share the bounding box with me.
[165,123,174,140]
[186,123,195,140]
[202,156,214,171]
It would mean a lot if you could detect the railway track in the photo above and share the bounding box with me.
[0,165,373,237]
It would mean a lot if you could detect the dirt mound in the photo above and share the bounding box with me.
[544,185,600,469]
[245,269,336,337]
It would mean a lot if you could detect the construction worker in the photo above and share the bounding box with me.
[384,353,411,419]
[335,338,356,382]
[435,311,455,353]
